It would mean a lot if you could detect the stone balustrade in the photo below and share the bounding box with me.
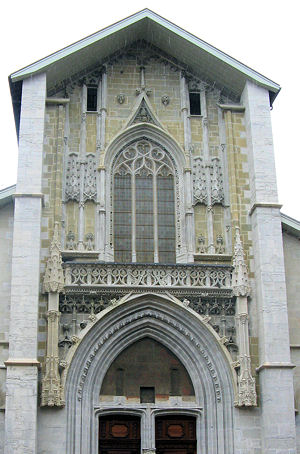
[64,262,232,291]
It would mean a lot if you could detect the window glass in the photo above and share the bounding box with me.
[113,140,176,263]
[189,92,201,115]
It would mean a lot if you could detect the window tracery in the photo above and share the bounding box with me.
[111,139,177,263]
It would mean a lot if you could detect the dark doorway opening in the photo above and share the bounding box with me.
[155,415,196,454]
[99,415,141,454]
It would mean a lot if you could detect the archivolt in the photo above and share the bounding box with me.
[63,293,236,454]
[102,123,187,170]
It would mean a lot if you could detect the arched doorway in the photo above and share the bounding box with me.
[64,294,236,454]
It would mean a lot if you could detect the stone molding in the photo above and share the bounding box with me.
[46,97,70,104]
[256,362,296,373]
[4,359,40,367]
[217,104,245,112]
[249,202,282,217]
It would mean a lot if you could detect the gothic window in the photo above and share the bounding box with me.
[113,139,176,263]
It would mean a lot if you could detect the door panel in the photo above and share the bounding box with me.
[155,416,196,454]
[99,415,141,454]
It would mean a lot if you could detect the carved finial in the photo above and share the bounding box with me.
[232,226,251,297]
[43,222,65,293]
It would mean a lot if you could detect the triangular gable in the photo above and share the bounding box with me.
[9,9,280,98]
[124,93,165,130]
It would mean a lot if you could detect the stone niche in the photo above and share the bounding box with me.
[100,337,195,403]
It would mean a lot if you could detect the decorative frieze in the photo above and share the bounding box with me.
[64,262,232,290]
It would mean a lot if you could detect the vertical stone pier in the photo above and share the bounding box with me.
[4,73,46,454]
[242,80,296,453]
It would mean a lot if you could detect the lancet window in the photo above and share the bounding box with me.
[112,139,176,263]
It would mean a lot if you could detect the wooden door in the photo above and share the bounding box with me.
[155,416,196,454]
[99,415,141,454]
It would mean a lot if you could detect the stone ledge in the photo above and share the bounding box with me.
[4,359,40,367]
[46,98,70,105]
[256,362,295,373]
[217,104,245,112]
[62,250,100,261]
[249,202,282,216]
[194,254,232,262]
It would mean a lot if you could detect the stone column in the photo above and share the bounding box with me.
[4,73,46,454]
[242,80,296,453]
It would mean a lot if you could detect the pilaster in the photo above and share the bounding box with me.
[242,80,296,453]
[4,72,46,454]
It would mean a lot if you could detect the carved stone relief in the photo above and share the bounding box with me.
[210,158,224,205]
[192,157,207,205]
[83,154,97,202]
[192,156,224,206]
[65,154,80,202]
[43,223,64,294]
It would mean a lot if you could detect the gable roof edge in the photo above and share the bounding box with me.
[9,9,280,96]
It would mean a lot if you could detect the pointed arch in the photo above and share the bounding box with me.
[102,123,188,262]
[64,293,236,454]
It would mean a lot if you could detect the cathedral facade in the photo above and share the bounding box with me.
[0,9,299,454]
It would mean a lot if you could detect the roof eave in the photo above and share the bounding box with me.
[9,9,281,97]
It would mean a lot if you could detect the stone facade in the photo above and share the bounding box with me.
[1,9,298,454]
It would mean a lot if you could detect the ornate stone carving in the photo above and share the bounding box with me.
[76,309,222,402]
[232,227,251,297]
[182,298,190,307]
[197,234,206,253]
[161,95,170,106]
[83,154,97,202]
[64,263,232,290]
[41,355,63,406]
[192,156,207,205]
[237,350,257,406]
[117,93,125,104]
[210,158,224,205]
[232,229,257,406]
[66,231,77,250]
[216,234,225,254]
[41,310,64,407]
[43,223,64,293]
[132,100,155,124]
[65,154,80,202]
[84,233,94,251]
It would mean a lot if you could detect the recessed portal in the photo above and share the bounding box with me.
[100,338,195,403]
[99,415,141,454]
[155,415,196,454]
